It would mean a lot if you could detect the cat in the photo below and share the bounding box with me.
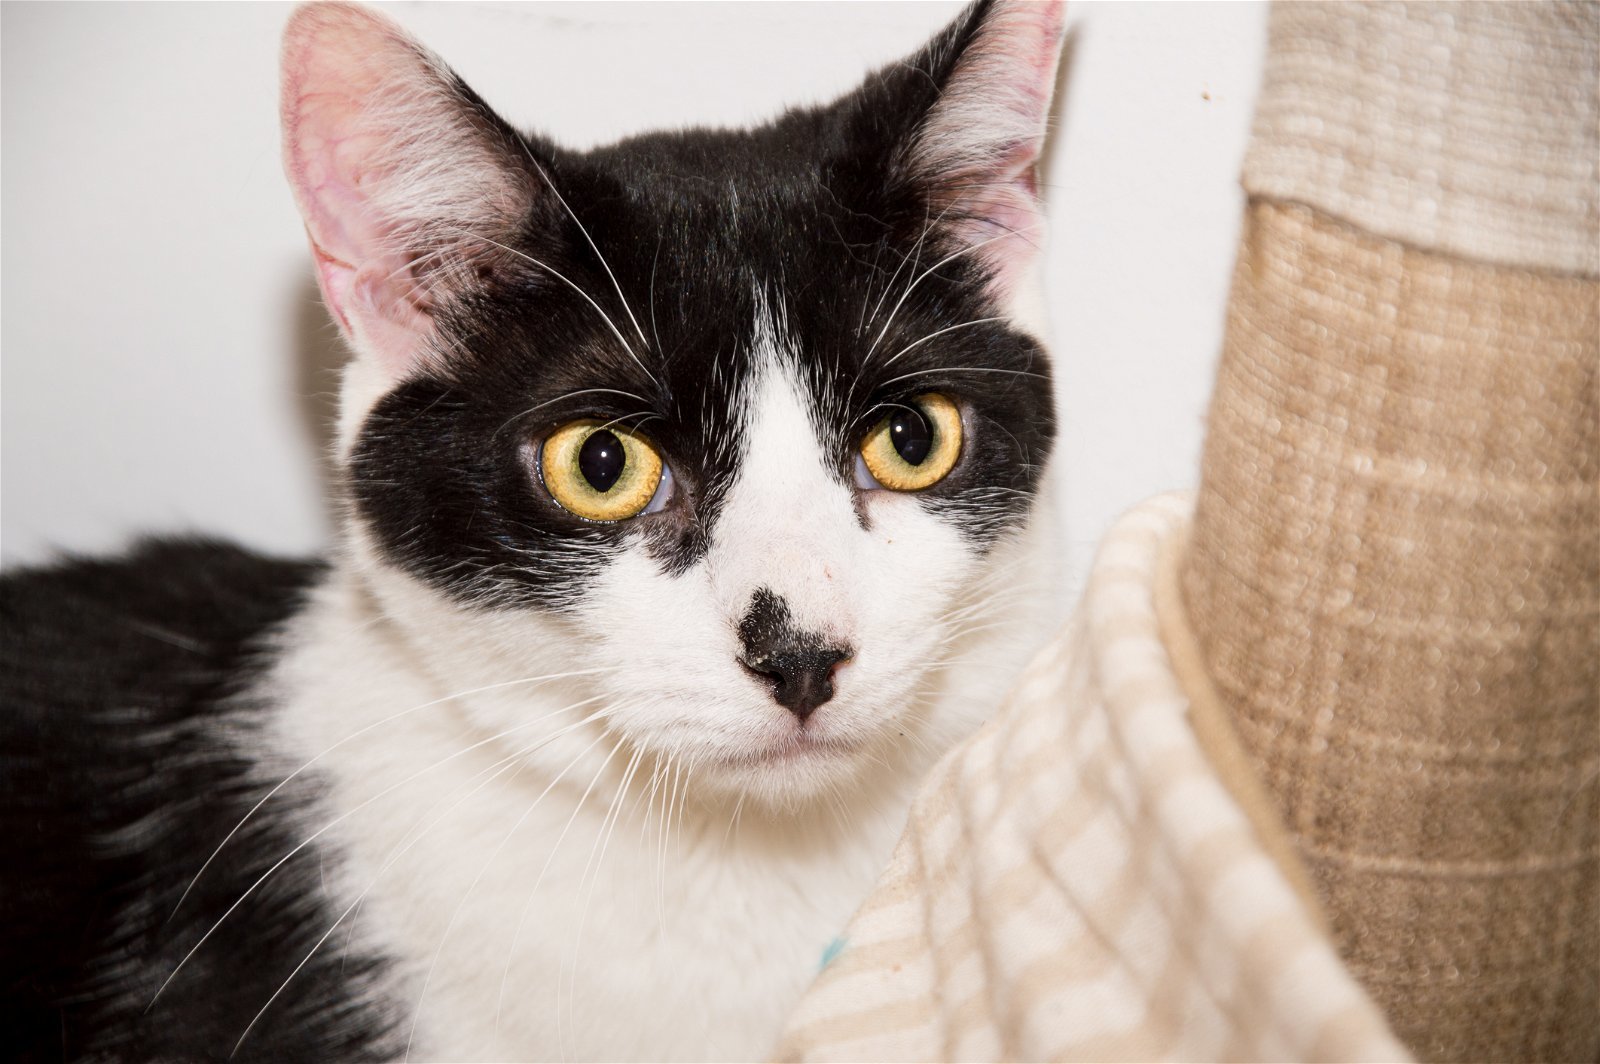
[0,1,1066,1059]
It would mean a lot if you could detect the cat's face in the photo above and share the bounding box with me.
[283,1,1063,805]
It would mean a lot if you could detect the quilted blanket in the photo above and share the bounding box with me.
[775,496,1410,1062]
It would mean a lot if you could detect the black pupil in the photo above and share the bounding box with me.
[889,407,933,465]
[578,430,626,492]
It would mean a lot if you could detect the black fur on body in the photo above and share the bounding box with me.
[0,544,401,1061]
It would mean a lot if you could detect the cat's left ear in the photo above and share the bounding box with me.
[887,0,1067,298]
[280,3,539,377]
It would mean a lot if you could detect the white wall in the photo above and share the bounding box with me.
[1,1,1267,600]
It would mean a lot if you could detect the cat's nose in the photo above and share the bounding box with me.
[737,588,852,721]
[741,642,851,721]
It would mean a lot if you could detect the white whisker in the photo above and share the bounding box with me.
[516,143,651,352]
[438,223,659,390]
[648,238,665,355]
[495,389,654,437]
[720,789,748,851]
[233,715,604,1058]
[153,695,609,1011]
[657,754,683,941]
[861,202,941,339]
[170,667,619,920]
[402,729,609,1060]
[865,222,1042,359]
[877,316,1004,371]
[561,745,645,1056]
[495,739,623,1030]
[878,365,1049,389]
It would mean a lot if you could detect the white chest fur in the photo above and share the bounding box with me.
[263,504,1057,1061]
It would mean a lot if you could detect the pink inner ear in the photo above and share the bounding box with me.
[943,145,1049,302]
[280,4,470,375]
[291,112,412,339]
[917,0,1066,298]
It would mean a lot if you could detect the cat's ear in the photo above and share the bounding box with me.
[281,3,536,376]
[889,0,1066,297]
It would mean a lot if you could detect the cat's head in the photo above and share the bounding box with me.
[281,1,1063,807]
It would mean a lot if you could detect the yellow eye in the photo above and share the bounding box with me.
[859,392,962,492]
[540,420,665,522]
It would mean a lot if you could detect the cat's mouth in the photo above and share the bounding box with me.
[752,729,864,764]
[689,722,889,802]
[725,731,859,770]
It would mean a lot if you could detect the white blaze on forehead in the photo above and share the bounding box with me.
[708,297,858,638]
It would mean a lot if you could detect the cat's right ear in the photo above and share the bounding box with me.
[281,3,535,377]
[869,0,1067,302]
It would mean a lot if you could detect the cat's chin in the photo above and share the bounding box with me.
[686,732,885,811]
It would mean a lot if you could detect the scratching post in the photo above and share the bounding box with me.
[1181,4,1599,1059]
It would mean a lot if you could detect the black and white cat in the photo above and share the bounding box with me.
[1,2,1065,1059]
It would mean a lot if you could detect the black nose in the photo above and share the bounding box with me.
[738,589,852,721]
[742,643,850,720]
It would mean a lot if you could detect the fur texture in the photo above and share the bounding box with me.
[1,2,1066,1059]
[0,544,404,1060]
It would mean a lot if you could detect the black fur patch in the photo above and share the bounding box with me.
[349,0,1055,613]
[0,542,403,1062]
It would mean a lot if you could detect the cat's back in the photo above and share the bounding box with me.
[1,542,402,1062]
[3,539,320,701]
[2,540,322,795]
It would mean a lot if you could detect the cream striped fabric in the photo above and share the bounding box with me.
[773,496,1407,1062]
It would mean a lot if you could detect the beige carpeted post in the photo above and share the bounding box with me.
[1180,3,1599,1060]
